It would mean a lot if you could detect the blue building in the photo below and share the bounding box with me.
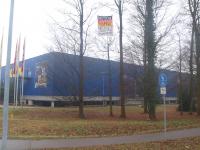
[0,52,179,106]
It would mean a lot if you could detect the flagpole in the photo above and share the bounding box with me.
[16,36,21,107]
[1,0,15,149]
[14,72,16,106]
[21,38,26,106]
[13,40,18,107]
[0,32,4,101]
[13,73,16,108]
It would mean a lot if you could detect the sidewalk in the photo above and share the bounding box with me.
[1,128,200,150]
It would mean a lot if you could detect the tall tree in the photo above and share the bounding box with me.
[107,40,113,116]
[145,0,157,120]
[177,31,183,115]
[189,28,195,114]
[79,0,85,119]
[114,0,126,118]
[188,0,200,115]
[51,0,94,118]
[127,0,149,113]
[128,0,177,117]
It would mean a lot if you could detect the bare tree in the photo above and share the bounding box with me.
[189,28,195,114]
[127,0,178,118]
[50,0,95,118]
[114,0,126,118]
[188,0,200,115]
[176,30,183,115]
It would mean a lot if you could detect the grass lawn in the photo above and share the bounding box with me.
[0,105,199,139]
[36,136,200,150]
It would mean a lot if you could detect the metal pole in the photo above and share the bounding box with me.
[21,74,24,106]
[0,33,4,101]
[16,73,19,107]
[102,75,105,97]
[107,39,113,116]
[163,94,167,134]
[13,40,18,107]
[21,69,25,107]
[1,0,15,149]
[0,68,2,100]
[14,74,16,107]
[16,36,21,107]
[21,39,26,107]
[21,61,25,106]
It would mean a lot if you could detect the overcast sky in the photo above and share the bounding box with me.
[0,0,60,65]
[0,0,182,65]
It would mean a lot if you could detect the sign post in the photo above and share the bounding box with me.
[98,16,113,108]
[159,73,167,135]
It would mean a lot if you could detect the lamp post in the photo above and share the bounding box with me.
[1,0,15,149]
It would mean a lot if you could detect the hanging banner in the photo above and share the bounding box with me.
[35,62,48,88]
[98,16,113,36]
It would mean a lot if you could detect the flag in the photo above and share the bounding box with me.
[18,67,22,77]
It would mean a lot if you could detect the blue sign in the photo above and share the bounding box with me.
[159,73,167,87]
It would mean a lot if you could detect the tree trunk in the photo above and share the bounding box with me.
[143,65,148,113]
[145,0,157,120]
[79,0,85,119]
[189,27,194,115]
[188,0,200,116]
[178,33,183,115]
[196,29,200,115]
[118,0,126,118]
[107,42,113,117]
[143,13,148,114]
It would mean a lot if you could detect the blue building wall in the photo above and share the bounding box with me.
[49,52,120,97]
[23,53,54,96]
[1,52,178,98]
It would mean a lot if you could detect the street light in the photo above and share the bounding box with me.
[1,0,15,149]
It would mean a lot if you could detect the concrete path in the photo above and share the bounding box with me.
[1,128,200,150]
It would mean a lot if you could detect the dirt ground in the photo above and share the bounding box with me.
[11,105,197,121]
[83,105,197,121]
[1,105,199,138]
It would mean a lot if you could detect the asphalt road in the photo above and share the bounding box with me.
[1,128,200,150]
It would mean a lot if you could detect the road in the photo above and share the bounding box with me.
[1,128,200,150]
